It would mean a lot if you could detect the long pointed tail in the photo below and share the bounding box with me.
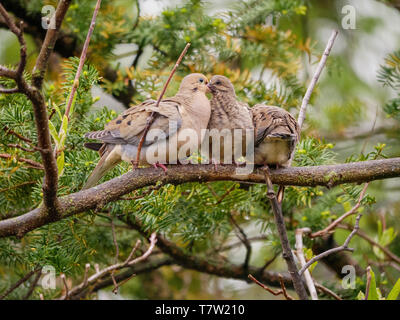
[82,148,120,189]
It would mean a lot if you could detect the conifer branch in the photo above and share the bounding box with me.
[0,158,399,238]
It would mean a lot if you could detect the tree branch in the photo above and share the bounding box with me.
[123,216,295,290]
[31,0,72,89]
[0,3,62,218]
[0,158,399,238]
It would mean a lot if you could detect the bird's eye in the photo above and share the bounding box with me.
[216,81,221,85]
[199,78,204,83]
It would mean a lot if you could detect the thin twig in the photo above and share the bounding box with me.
[3,126,33,144]
[278,29,339,202]
[248,274,294,300]
[109,213,119,293]
[0,267,40,300]
[0,86,19,94]
[338,223,400,265]
[311,183,369,238]
[295,228,318,300]
[123,240,141,265]
[22,269,42,300]
[299,207,365,276]
[60,273,69,300]
[0,153,44,169]
[82,263,90,287]
[0,180,37,193]
[263,169,309,300]
[58,233,156,299]
[64,0,101,119]
[228,212,251,272]
[297,30,339,129]
[315,282,342,300]
[133,43,191,168]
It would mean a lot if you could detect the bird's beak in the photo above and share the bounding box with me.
[207,83,215,93]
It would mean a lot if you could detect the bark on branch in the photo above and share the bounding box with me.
[0,158,399,238]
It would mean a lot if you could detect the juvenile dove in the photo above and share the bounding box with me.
[83,73,210,189]
[206,75,254,164]
[251,104,300,167]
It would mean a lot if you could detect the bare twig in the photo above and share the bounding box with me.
[22,269,42,300]
[0,4,26,82]
[228,212,251,272]
[109,213,119,293]
[278,29,339,202]
[216,235,268,253]
[63,0,101,119]
[82,263,90,287]
[3,126,33,144]
[0,153,44,170]
[338,223,400,265]
[58,233,156,299]
[298,207,365,276]
[297,30,339,129]
[133,43,191,168]
[0,86,19,94]
[264,169,308,300]
[7,144,36,153]
[0,181,37,194]
[295,228,318,300]
[311,183,369,238]
[60,273,69,300]
[315,282,342,300]
[0,267,40,300]
[248,274,294,300]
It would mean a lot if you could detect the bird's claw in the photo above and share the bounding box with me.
[152,162,168,173]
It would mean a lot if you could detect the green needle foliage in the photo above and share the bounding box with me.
[0,0,399,300]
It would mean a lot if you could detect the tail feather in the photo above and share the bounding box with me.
[82,147,120,189]
[266,133,296,141]
[84,142,103,152]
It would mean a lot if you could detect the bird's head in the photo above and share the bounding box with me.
[178,73,209,94]
[207,75,236,97]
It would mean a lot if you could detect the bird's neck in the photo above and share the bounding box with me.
[211,92,239,114]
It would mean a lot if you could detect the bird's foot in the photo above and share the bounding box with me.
[211,158,220,171]
[131,160,139,171]
[152,162,168,173]
[234,160,247,167]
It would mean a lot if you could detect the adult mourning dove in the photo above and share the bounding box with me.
[83,73,211,189]
[251,104,300,167]
[206,75,254,164]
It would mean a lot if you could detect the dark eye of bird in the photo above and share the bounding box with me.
[199,78,204,83]
[216,81,221,85]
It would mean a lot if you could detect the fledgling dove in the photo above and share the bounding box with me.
[83,73,211,189]
[251,104,300,168]
[206,75,254,164]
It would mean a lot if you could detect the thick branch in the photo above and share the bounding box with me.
[0,4,60,217]
[0,158,399,238]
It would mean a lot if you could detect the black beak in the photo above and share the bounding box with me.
[207,83,216,93]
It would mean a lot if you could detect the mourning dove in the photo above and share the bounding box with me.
[251,104,300,167]
[83,73,211,189]
[206,75,254,164]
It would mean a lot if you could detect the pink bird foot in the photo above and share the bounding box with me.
[152,162,168,173]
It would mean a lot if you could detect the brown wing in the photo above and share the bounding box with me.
[251,104,300,146]
[85,98,183,147]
